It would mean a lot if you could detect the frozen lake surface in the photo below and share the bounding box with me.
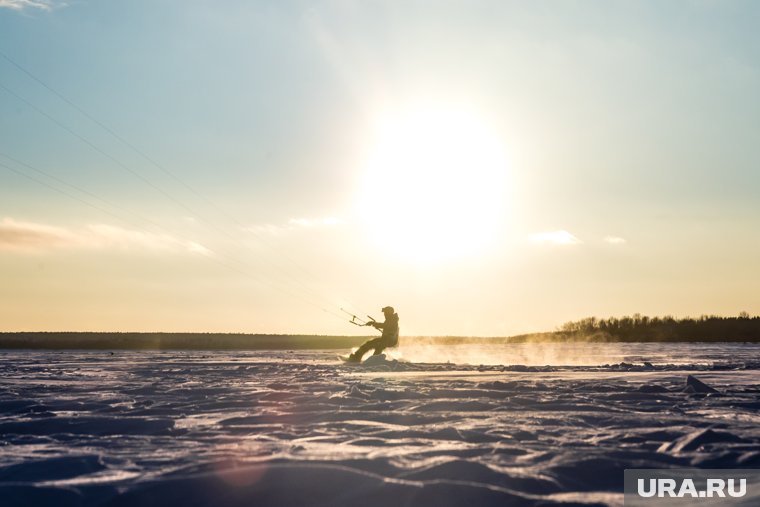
[1,343,759,506]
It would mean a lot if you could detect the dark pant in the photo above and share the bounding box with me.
[352,337,393,361]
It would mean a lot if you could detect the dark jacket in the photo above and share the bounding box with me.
[374,313,400,346]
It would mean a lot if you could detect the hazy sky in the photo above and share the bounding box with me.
[1,1,759,336]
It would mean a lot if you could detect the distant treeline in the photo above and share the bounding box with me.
[1,315,758,350]
[555,313,760,342]
[0,333,552,350]
[0,333,369,350]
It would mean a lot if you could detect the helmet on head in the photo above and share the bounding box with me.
[382,306,394,314]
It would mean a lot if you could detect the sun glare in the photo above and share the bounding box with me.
[357,105,510,262]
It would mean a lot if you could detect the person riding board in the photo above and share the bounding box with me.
[346,306,399,363]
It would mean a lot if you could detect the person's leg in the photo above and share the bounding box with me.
[372,338,395,356]
[351,338,382,361]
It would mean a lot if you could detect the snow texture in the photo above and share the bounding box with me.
[1,345,760,506]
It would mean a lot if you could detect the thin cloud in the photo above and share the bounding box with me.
[0,217,210,255]
[186,241,213,256]
[529,230,582,246]
[0,0,61,11]
[604,235,627,245]
[85,224,203,254]
[244,217,345,236]
[0,218,79,249]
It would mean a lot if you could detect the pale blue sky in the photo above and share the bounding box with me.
[1,1,759,334]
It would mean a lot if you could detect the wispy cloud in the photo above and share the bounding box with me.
[85,224,212,255]
[0,218,79,249]
[0,218,211,255]
[0,0,62,11]
[529,230,582,246]
[244,217,345,236]
[604,235,627,245]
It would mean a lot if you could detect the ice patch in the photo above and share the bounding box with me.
[684,375,720,394]
[1,349,759,506]
[659,428,750,454]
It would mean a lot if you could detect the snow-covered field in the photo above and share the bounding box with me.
[1,344,759,506]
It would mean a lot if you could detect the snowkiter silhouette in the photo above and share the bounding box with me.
[347,306,399,363]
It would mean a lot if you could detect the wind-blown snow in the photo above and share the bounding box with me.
[1,344,759,506]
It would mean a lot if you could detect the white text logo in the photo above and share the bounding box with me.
[637,478,747,498]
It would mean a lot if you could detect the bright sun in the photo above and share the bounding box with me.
[357,105,510,262]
